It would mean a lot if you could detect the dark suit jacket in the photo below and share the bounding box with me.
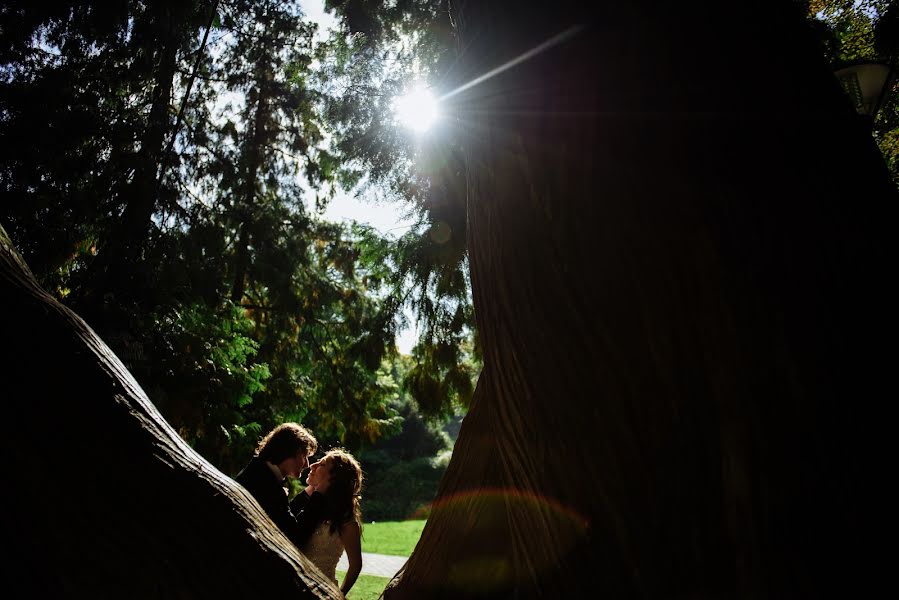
[236,456,325,549]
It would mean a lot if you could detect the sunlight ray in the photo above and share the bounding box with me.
[440,25,585,102]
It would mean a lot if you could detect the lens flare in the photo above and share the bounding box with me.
[411,486,590,592]
[394,86,439,133]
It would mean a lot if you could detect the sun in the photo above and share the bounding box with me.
[393,86,439,133]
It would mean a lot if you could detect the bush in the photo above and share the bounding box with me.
[362,451,448,521]
[359,398,455,521]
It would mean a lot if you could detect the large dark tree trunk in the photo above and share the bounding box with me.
[230,75,268,305]
[105,12,180,273]
[0,224,338,598]
[388,2,894,598]
[231,55,272,305]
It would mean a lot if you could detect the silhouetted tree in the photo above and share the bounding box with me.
[384,1,894,597]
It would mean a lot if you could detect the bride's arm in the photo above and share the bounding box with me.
[339,520,362,597]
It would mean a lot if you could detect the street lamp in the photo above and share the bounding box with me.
[833,60,894,118]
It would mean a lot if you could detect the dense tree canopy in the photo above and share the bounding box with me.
[0,0,477,475]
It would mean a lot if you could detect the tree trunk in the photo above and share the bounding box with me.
[387,2,894,598]
[0,223,339,598]
[231,59,271,305]
[109,20,179,265]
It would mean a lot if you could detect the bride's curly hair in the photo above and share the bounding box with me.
[320,448,363,533]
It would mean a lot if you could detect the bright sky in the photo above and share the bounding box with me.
[299,0,338,36]
[299,0,420,354]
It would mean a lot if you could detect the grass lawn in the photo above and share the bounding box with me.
[332,520,424,598]
[360,519,426,556]
[336,572,391,600]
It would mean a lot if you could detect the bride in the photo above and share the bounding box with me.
[293,448,364,597]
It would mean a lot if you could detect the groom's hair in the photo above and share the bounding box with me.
[256,423,317,463]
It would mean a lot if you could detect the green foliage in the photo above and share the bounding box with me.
[405,335,476,419]
[0,0,424,475]
[808,1,899,183]
[139,302,272,466]
[318,1,481,417]
[358,370,456,521]
[808,1,893,61]
[0,0,479,480]
[361,448,448,521]
[0,0,208,281]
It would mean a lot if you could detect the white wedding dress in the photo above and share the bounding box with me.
[301,520,345,585]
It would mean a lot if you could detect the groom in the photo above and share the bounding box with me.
[236,422,330,549]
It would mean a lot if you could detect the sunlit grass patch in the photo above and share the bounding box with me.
[362,519,426,556]
[336,572,392,600]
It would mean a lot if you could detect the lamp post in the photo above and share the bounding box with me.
[833,60,894,120]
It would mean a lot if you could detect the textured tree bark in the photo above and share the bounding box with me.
[387,1,894,598]
[0,224,338,598]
